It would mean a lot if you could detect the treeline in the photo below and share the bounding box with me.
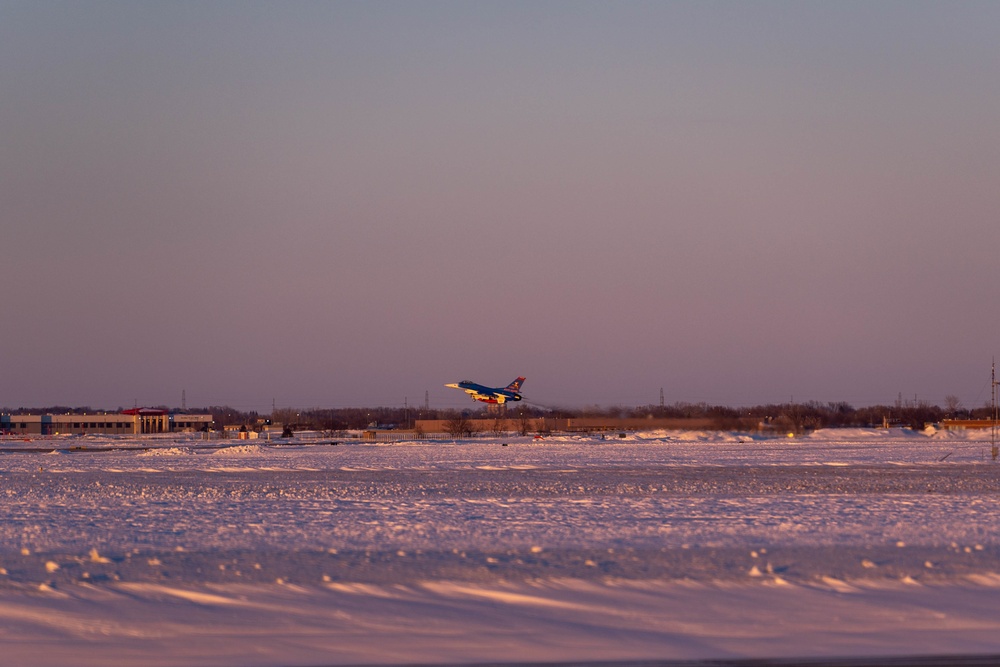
[4,401,995,432]
[627,401,963,432]
[210,400,1000,432]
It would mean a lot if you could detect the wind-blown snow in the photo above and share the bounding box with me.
[3,428,1000,665]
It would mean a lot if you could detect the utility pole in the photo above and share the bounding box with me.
[659,388,664,409]
[992,359,998,461]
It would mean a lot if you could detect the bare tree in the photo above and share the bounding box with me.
[518,411,532,436]
[490,414,506,437]
[444,415,474,438]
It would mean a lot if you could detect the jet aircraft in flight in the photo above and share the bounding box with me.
[445,377,525,404]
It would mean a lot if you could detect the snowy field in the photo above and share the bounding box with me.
[3,427,1000,666]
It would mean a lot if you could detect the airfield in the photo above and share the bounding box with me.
[3,427,1000,666]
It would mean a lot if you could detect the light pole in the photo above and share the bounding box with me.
[992,359,998,461]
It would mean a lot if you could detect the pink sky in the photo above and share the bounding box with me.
[2,2,999,411]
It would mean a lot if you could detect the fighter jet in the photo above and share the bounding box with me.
[445,377,525,404]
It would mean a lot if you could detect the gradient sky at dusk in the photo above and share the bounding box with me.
[3,1,999,412]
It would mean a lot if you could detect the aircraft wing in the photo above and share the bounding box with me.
[445,382,505,403]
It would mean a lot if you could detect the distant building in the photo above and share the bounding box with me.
[0,410,213,436]
[940,419,998,431]
[413,416,717,435]
[170,414,215,432]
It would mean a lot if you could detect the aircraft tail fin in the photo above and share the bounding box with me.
[506,377,525,392]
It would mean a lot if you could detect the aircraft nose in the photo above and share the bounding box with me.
[445,383,459,388]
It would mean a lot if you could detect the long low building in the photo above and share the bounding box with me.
[0,410,213,436]
[940,419,1000,430]
[413,416,720,435]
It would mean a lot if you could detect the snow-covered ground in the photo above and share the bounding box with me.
[3,427,1000,665]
